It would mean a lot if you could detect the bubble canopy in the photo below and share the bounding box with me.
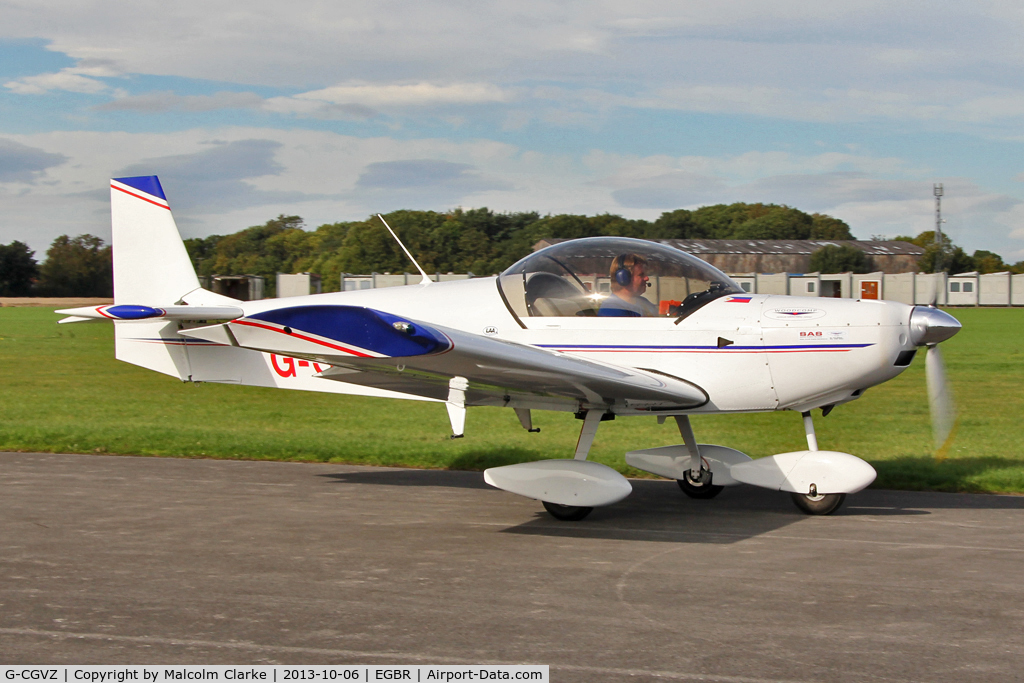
[498,237,743,321]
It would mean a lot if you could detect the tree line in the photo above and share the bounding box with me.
[2,202,1021,297]
[0,235,112,297]
[183,203,858,296]
[172,204,1024,293]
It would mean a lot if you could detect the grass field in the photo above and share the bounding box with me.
[1,306,1022,493]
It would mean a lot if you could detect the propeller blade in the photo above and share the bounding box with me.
[925,344,956,455]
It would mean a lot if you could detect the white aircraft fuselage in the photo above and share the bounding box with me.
[237,278,916,416]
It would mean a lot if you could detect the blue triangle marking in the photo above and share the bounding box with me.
[113,176,166,201]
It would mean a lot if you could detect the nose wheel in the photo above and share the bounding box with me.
[788,411,846,515]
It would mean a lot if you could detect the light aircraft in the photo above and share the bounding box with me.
[59,176,962,520]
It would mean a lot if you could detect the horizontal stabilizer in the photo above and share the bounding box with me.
[484,459,632,506]
[56,304,244,322]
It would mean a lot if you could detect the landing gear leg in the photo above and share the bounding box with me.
[541,410,603,521]
[574,409,603,461]
[674,416,723,499]
[791,411,845,515]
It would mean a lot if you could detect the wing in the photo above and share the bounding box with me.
[179,304,707,412]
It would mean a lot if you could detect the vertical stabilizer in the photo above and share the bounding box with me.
[110,176,200,305]
[110,176,202,380]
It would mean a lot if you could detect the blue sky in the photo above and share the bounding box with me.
[2,1,1023,262]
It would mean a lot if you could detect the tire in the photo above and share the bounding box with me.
[676,470,724,499]
[542,501,594,521]
[790,492,846,515]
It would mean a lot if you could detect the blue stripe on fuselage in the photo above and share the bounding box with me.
[248,305,451,358]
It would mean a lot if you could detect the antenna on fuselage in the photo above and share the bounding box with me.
[377,213,432,286]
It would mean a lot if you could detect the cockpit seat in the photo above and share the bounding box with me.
[532,297,586,317]
[526,272,588,317]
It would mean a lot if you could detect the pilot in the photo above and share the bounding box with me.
[599,253,659,317]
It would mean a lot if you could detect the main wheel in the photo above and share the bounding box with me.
[790,492,846,515]
[542,501,594,521]
[677,470,724,499]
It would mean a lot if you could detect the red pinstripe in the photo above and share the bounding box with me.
[111,184,171,210]
[553,348,852,354]
[233,319,375,358]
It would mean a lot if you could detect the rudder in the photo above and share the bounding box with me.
[110,176,200,305]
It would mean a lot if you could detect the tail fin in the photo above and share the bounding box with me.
[111,176,200,305]
[110,176,211,380]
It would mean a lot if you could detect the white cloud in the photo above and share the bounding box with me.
[3,1,1024,269]
[591,83,1024,125]
[1,126,1020,262]
[97,91,264,112]
[590,150,918,193]
[0,127,547,252]
[294,82,510,107]
[264,82,513,118]
[0,138,68,182]
[4,1,1024,127]
[5,69,108,95]
[583,149,1023,256]
[1005,203,1024,260]
[4,59,121,95]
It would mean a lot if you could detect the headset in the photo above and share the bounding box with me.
[612,254,642,287]
[614,266,632,287]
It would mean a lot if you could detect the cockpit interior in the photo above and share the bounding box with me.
[497,237,743,322]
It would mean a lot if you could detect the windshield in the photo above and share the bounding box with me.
[498,237,743,321]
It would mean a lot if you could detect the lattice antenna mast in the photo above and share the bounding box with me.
[933,183,945,273]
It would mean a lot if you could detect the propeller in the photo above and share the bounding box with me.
[925,344,956,455]
[910,306,961,456]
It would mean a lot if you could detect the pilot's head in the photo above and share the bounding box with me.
[610,253,649,297]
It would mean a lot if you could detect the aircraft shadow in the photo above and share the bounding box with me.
[321,460,1024,504]
[498,480,934,544]
[321,469,933,545]
[318,468,493,490]
[846,483,1024,510]
[317,466,1022,545]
